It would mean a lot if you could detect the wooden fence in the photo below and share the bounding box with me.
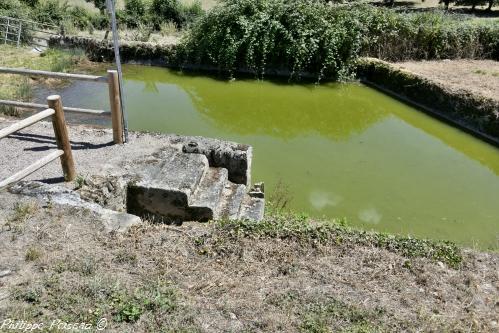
[0,67,124,144]
[0,95,75,189]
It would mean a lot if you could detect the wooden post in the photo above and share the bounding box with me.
[107,70,123,144]
[4,18,9,44]
[16,22,21,47]
[47,95,76,181]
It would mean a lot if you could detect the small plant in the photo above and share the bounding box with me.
[74,174,86,189]
[160,20,178,36]
[300,299,384,333]
[15,77,32,102]
[25,247,42,262]
[0,104,20,117]
[130,23,154,42]
[112,280,177,323]
[268,179,293,212]
[6,202,38,232]
[13,286,42,304]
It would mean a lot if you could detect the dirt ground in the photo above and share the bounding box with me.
[393,59,499,102]
[0,189,498,332]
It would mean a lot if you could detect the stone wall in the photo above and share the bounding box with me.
[48,36,179,66]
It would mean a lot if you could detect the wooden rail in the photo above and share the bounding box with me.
[0,68,124,144]
[0,95,76,189]
[0,67,108,82]
[0,100,109,115]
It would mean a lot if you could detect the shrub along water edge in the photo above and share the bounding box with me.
[179,0,364,81]
[179,0,499,81]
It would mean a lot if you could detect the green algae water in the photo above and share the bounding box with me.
[51,65,499,249]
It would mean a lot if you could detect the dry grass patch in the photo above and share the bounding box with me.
[0,191,497,332]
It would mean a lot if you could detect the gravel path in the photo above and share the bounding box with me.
[0,117,219,186]
[393,59,499,102]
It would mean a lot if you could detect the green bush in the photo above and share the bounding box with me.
[150,0,183,28]
[33,0,69,25]
[357,5,499,61]
[150,0,204,29]
[68,6,97,30]
[180,0,363,81]
[122,0,147,28]
[179,1,499,80]
[0,0,32,19]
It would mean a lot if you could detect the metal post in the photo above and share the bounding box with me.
[106,0,129,143]
[16,22,21,47]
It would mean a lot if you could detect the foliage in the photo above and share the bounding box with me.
[85,0,107,13]
[179,0,499,80]
[357,5,499,61]
[0,0,32,21]
[122,0,147,28]
[33,0,69,25]
[180,0,363,81]
[149,0,204,29]
[112,281,177,323]
[19,0,39,7]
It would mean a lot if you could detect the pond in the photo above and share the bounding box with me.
[36,65,499,249]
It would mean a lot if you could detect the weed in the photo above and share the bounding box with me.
[268,179,292,212]
[5,202,38,233]
[13,286,42,304]
[160,20,178,36]
[112,280,178,323]
[114,249,138,266]
[25,247,42,262]
[15,77,32,102]
[74,174,86,189]
[300,299,384,333]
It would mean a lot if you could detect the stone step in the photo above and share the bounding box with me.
[188,167,228,221]
[127,147,210,222]
[238,195,265,221]
[148,146,209,197]
[215,182,247,220]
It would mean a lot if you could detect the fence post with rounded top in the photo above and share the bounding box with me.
[107,69,123,144]
[47,95,76,181]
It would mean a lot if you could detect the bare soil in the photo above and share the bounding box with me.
[393,59,499,102]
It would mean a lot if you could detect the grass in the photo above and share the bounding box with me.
[0,45,93,117]
[25,247,42,262]
[206,205,463,268]
[300,299,384,333]
[5,202,39,234]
